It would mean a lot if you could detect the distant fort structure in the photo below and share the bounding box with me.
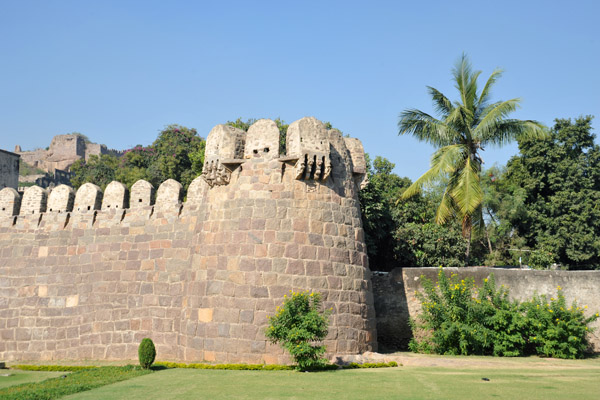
[0,117,377,363]
[13,133,124,189]
[15,134,110,173]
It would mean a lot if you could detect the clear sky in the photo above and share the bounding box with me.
[1,0,598,180]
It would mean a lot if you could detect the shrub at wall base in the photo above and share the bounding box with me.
[138,338,156,369]
[265,291,330,371]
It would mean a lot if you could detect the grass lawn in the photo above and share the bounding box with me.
[0,370,66,389]
[63,362,600,400]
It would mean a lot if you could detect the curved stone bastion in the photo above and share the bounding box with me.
[0,117,377,363]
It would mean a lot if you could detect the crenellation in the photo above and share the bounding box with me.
[20,186,48,215]
[286,117,331,182]
[47,185,75,213]
[130,180,155,208]
[155,179,183,213]
[102,181,129,211]
[344,137,368,190]
[202,124,246,187]
[244,119,280,160]
[73,183,103,213]
[0,187,21,217]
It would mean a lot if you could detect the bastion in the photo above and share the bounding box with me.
[0,117,377,363]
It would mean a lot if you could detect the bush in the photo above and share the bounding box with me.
[409,267,598,359]
[138,338,156,369]
[265,291,331,371]
[12,365,97,372]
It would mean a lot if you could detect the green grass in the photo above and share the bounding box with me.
[63,364,600,400]
[0,366,152,400]
[0,370,66,389]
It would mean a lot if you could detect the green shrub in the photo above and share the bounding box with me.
[154,361,295,370]
[138,338,156,369]
[342,361,399,369]
[12,365,97,372]
[265,291,331,371]
[410,267,598,359]
[523,287,599,359]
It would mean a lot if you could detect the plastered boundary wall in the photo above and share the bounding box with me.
[372,267,600,352]
[0,117,377,363]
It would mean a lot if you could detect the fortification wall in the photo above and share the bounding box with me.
[372,267,600,352]
[0,117,376,363]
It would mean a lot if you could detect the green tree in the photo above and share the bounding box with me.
[398,54,545,264]
[70,154,119,190]
[150,124,205,190]
[503,116,600,269]
[359,155,467,270]
[359,155,408,270]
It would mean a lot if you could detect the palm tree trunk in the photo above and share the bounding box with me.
[463,216,472,267]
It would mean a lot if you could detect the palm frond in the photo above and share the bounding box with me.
[452,54,480,110]
[398,109,460,146]
[450,156,483,219]
[435,186,456,225]
[478,68,504,108]
[427,86,454,118]
[472,99,521,142]
[477,119,547,147]
[400,144,466,200]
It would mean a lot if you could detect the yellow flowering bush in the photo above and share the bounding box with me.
[410,267,598,359]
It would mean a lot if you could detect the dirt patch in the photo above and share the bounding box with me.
[356,351,600,370]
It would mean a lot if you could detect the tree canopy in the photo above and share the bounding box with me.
[398,54,546,264]
[496,116,600,269]
[70,124,205,191]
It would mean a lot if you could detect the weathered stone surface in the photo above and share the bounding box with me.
[47,185,75,213]
[0,187,20,217]
[130,180,154,208]
[344,137,368,189]
[245,119,280,160]
[20,186,47,215]
[74,183,102,213]
[202,125,246,187]
[286,117,331,182]
[155,179,183,212]
[102,181,128,210]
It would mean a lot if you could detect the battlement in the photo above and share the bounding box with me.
[1,117,367,226]
[0,117,376,364]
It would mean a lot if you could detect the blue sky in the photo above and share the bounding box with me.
[0,0,598,180]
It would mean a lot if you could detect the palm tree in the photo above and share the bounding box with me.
[398,54,546,265]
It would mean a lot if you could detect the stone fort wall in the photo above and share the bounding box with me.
[0,117,377,363]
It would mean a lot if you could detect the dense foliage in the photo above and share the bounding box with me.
[359,155,467,270]
[138,338,156,369]
[410,268,598,358]
[70,124,205,191]
[265,291,330,371]
[498,117,600,269]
